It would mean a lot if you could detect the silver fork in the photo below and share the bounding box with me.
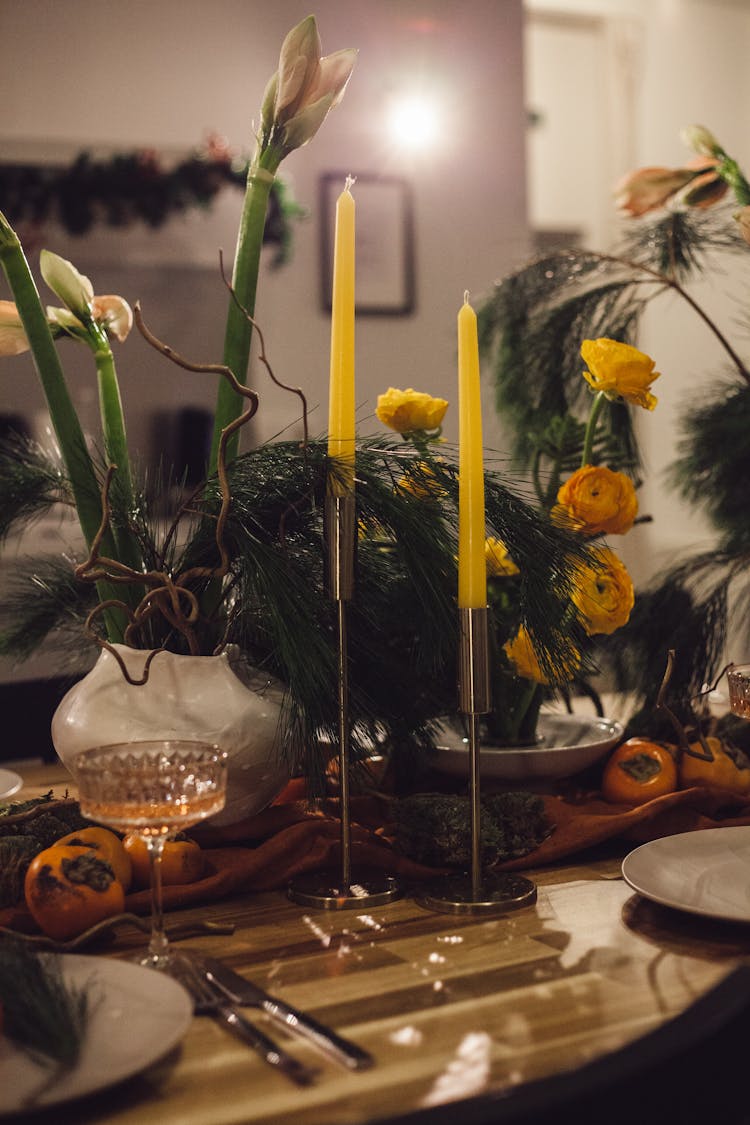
[169,955,318,1086]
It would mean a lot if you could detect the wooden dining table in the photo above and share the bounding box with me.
[5,761,750,1124]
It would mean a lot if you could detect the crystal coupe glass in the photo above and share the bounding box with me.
[75,739,227,969]
[728,664,750,719]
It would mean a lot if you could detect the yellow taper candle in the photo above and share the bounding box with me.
[457,292,487,608]
[327,176,356,495]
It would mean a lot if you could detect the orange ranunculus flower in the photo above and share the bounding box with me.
[376,387,448,434]
[485,537,519,577]
[571,547,634,636]
[581,338,659,411]
[556,465,638,537]
[504,627,578,685]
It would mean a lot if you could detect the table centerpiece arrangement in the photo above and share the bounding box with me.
[0,15,604,814]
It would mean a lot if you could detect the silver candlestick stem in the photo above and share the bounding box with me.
[287,493,402,910]
[415,607,537,915]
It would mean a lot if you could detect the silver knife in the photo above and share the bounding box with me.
[171,955,318,1087]
[198,955,374,1071]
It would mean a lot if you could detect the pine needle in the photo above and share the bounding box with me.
[0,941,92,1070]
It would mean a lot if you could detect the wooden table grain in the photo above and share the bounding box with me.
[8,765,750,1124]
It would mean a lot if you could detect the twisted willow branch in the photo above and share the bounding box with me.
[73,312,260,672]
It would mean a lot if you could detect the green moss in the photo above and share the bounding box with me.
[393,791,551,868]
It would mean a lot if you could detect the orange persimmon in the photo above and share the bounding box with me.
[123,835,205,889]
[24,846,125,941]
[679,736,750,796]
[601,738,678,806]
[52,826,133,892]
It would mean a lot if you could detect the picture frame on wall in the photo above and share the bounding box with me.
[320,172,415,316]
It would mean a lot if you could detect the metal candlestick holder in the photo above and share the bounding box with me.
[287,492,402,910]
[414,607,537,915]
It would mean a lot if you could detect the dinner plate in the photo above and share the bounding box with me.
[622,826,750,923]
[0,768,22,801]
[0,954,192,1113]
[433,713,623,781]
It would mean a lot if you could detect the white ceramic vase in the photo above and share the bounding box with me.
[51,643,290,827]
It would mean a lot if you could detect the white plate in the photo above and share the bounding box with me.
[622,826,750,923]
[433,712,623,781]
[0,954,192,1113]
[0,769,22,800]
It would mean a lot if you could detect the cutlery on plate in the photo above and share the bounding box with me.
[171,957,318,1087]
[194,954,374,1072]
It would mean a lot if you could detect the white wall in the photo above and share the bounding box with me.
[524,0,750,589]
[0,0,528,461]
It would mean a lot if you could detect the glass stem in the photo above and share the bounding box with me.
[146,835,169,965]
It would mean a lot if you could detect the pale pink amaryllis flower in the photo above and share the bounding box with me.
[0,255,132,357]
[611,163,724,217]
[40,250,132,346]
[0,300,30,356]
[260,15,357,156]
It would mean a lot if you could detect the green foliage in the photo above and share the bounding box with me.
[0,435,597,791]
[0,435,69,540]
[0,942,91,1070]
[669,381,750,550]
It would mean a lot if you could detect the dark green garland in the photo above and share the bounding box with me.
[0,148,305,265]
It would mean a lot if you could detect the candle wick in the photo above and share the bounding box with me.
[345,174,357,192]
[463,289,470,305]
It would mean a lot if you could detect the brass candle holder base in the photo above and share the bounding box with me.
[288,870,403,910]
[414,872,536,916]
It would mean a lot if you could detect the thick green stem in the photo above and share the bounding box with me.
[581,392,606,467]
[93,344,145,599]
[93,343,134,498]
[0,217,126,641]
[209,155,280,476]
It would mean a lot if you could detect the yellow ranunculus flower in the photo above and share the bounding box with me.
[571,547,634,636]
[556,465,638,537]
[376,387,449,434]
[581,338,659,411]
[485,537,519,577]
[504,627,578,685]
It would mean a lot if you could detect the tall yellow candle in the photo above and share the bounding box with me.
[457,292,487,608]
[327,176,356,495]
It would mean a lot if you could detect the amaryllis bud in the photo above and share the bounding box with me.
[40,250,94,319]
[260,17,356,159]
[681,124,722,159]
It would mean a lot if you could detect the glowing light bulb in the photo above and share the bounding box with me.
[387,94,441,150]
